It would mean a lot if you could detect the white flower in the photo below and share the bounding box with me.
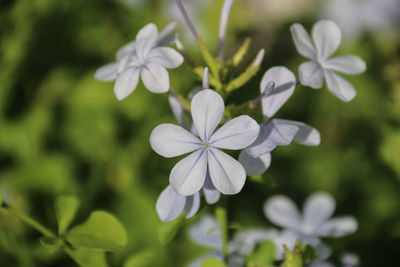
[150,89,259,195]
[95,23,183,100]
[290,20,366,102]
[240,66,320,176]
[264,192,358,256]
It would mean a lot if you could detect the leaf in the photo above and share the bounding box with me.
[39,236,64,248]
[300,244,318,264]
[64,247,108,267]
[55,195,80,235]
[201,258,227,267]
[0,191,3,206]
[280,239,303,267]
[158,213,185,245]
[66,211,127,251]
[246,241,276,267]
[123,250,155,267]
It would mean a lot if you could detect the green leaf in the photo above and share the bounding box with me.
[201,258,227,267]
[64,247,108,267]
[158,213,185,245]
[246,241,276,267]
[300,244,318,264]
[123,250,155,267]
[280,239,303,267]
[66,211,127,251]
[0,191,3,206]
[39,236,64,248]
[55,195,80,235]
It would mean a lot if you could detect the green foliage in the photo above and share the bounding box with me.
[157,213,185,245]
[216,206,228,258]
[201,258,227,267]
[280,240,302,267]
[246,241,276,267]
[0,192,3,206]
[65,247,108,267]
[39,236,64,248]
[66,211,127,251]
[123,250,155,267]
[300,244,318,264]
[55,195,80,235]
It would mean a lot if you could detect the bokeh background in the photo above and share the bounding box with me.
[0,0,399,266]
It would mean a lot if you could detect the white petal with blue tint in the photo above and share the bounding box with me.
[156,185,186,222]
[290,23,317,60]
[141,63,170,93]
[324,55,366,75]
[184,192,201,219]
[274,119,321,146]
[170,149,208,196]
[299,61,324,89]
[312,20,342,60]
[135,23,158,60]
[208,148,246,195]
[94,62,118,81]
[168,94,186,128]
[148,47,184,68]
[324,69,356,102]
[264,195,302,230]
[188,215,222,250]
[203,174,221,204]
[150,124,202,158]
[191,89,224,141]
[316,217,358,237]
[113,68,140,101]
[238,150,271,176]
[303,192,336,234]
[210,115,259,150]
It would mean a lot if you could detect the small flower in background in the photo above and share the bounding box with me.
[264,192,358,258]
[95,23,183,100]
[240,66,320,176]
[290,20,366,102]
[150,89,259,196]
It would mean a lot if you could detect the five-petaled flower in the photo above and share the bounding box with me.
[240,66,320,176]
[95,23,183,100]
[290,20,366,102]
[150,89,259,196]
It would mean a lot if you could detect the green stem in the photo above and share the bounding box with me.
[2,203,56,238]
[215,203,228,262]
[168,88,191,112]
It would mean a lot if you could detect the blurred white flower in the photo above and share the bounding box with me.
[264,192,358,258]
[150,89,259,196]
[290,20,366,102]
[95,23,183,100]
[240,66,320,176]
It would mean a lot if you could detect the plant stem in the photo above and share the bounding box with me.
[168,88,191,112]
[218,0,234,61]
[175,0,199,39]
[216,202,229,262]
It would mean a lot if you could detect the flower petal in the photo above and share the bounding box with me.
[323,55,366,75]
[116,41,136,61]
[168,94,186,128]
[150,124,202,158]
[273,119,321,146]
[290,23,317,60]
[324,70,356,102]
[208,148,246,195]
[113,67,140,100]
[260,66,297,118]
[264,195,302,230]
[303,192,335,234]
[203,173,221,204]
[246,121,299,158]
[230,229,279,256]
[184,192,201,219]
[188,215,222,250]
[170,149,208,196]
[238,150,271,176]
[299,61,324,89]
[191,89,224,142]
[210,115,259,150]
[141,63,170,93]
[135,23,158,60]
[316,217,358,237]
[156,185,186,222]
[312,20,342,60]
[148,47,183,69]
[94,62,118,81]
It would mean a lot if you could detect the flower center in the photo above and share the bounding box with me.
[203,142,211,150]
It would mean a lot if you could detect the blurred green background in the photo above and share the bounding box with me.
[0,0,399,266]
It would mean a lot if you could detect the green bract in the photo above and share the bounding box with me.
[55,195,80,235]
[246,241,276,267]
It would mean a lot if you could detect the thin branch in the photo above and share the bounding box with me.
[218,0,234,60]
[175,0,199,39]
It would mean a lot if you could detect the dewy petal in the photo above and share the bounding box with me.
[113,67,140,101]
[150,124,202,158]
[191,89,224,142]
[141,63,170,93]
[148,47,184,69]
[170,149,208,196]
[246,121,299,158]
[208,148,246,195]
[290,23,317,60]
[312,20,342,60]
[210,115,259,150]
[324,70,356,102]
[323,55,366,75]
[203,173,221,204]
[94,62,118,81]
[303,192,336,235]
[156,185,186,222]
[316,216,358,237]
[299,61,324,89]
[273,119,321,146]
[260,66,297,118]
[264,195,302,230]
[184,192,201,219]
[168,94,186,128]
[135,23,158,60]
[188,215,222,250]
[238,150,271,176]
